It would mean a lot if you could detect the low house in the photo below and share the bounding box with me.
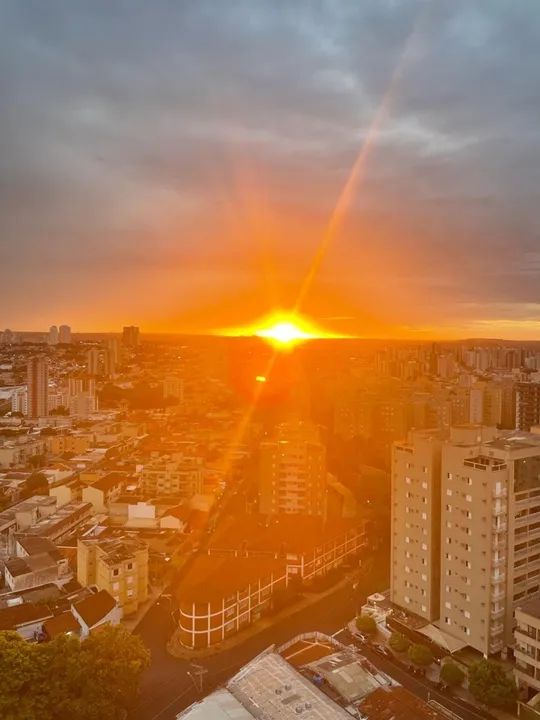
[71,589,121,638]
[0,602,53,640]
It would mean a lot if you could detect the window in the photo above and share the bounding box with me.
[127,563,133,570]
[446,489,453,496]
[112,582,119,591]
[127,576,133,585]
[112,568,119,577]
[127,589,134,598]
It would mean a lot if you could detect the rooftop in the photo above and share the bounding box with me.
[89,472,128,492]
[517,596,540,620]
[42,611,80,639]
[306,650,382,703]
[359,686,447,720]
[209,514,361,555]
[0,602,52,630]
[227,651,351,719]
[72,589,116,628]
[176,555,286,604]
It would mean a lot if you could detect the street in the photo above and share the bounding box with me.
[129,577,359,720]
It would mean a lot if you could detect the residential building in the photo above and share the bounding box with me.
[4,536,71,591]
[70,589,121,638]
[391,429,444,622]
[439,426,540,656]
[48,325,59,345]
[86,347,101,376]
[141,457,203,497]
[122,326,140,347]
[515,597,540,695]
[163,376,184,402]
[82,472,127,512]
[517,383,540,431]
[58,325,71,344]
[258,421,328,517]
[27,356,49,418]
[77,535,149,616]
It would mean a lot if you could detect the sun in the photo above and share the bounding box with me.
[255,320,313,346]
[216,311,347,349]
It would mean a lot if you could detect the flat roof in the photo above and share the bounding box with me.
[177,688,253,719]
[227,651,351,719]
[209,514,361,554]
[517,596,540,620]
[306,651,382,703]
[176,555,286,603]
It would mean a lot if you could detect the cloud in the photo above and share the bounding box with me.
[0,0,539,334]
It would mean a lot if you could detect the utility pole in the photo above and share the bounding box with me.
[187,663,208,695]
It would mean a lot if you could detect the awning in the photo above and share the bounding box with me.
[417,623,468,653]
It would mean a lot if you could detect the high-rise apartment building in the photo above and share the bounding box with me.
[48,325,59,345]
[26,357,49,418]
[392,424,540,658]
[258,421,327,517]
[86,347,101,376]
[516,382,540,431]
[58,325,71,344]
[391,429,444,621]
[122,326,140,347]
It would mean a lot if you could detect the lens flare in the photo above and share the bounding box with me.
[218,312,345,349]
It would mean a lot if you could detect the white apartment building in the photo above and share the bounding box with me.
[392,424,540,658]
[391,429,444,622]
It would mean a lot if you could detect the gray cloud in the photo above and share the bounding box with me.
[1,0,539,331]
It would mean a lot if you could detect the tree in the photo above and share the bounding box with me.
[469,659,518,710]
[440,661,465,687]
[355,615,377,636]
[28,454,46,469]
[408,643,433,667]
[389,631,410,653]
[0,626,150,720]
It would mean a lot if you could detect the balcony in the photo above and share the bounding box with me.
[491,573,506,584]
[491,555,506,568]
[491,606,505,620]
[490,622,504,637]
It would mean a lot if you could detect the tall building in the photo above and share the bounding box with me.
[122,326,140,347]
[48,325,59,345]
[391,429,444,621]
[258,421,328,516]
[103,337,119,376]
[26,357,49,418]
[58,325,71,344]
[86,347,101,376]
[392,424,540,658]
[516,382,540,431]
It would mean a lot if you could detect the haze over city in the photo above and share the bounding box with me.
[3,3,540,720]
[2,1,540,338]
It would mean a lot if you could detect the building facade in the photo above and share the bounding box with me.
[27,357,49,418]
[258,422,327,517]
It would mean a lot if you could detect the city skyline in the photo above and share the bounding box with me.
[2,2,540,339]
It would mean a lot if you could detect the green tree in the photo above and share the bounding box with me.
[389,631,410,653]
[408,643,433,667]
[0,626,150,719]
[355,615,377,636]
[26,472,48,493]
[440,661,465,687]
[469,659,518,710]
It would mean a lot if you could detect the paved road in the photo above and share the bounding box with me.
[129,579,359,720]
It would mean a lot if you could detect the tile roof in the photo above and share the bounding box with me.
[72,589,116,628]
[0,602,53,630]
[43,611,81,638]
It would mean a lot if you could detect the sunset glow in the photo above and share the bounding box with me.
[218,312,345,348]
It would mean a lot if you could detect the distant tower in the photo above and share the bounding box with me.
[59,325,72,344]
[1,329,14,345]
[86,347,101,377]
[104,337,120,376]
[122,326,140,347]
[48,325,59,345]
[27,357,49,418]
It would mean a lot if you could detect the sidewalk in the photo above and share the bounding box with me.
[167,571,358,660]
[121,584,163,633]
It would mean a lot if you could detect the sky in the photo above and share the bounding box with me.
[1,0,540,339]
